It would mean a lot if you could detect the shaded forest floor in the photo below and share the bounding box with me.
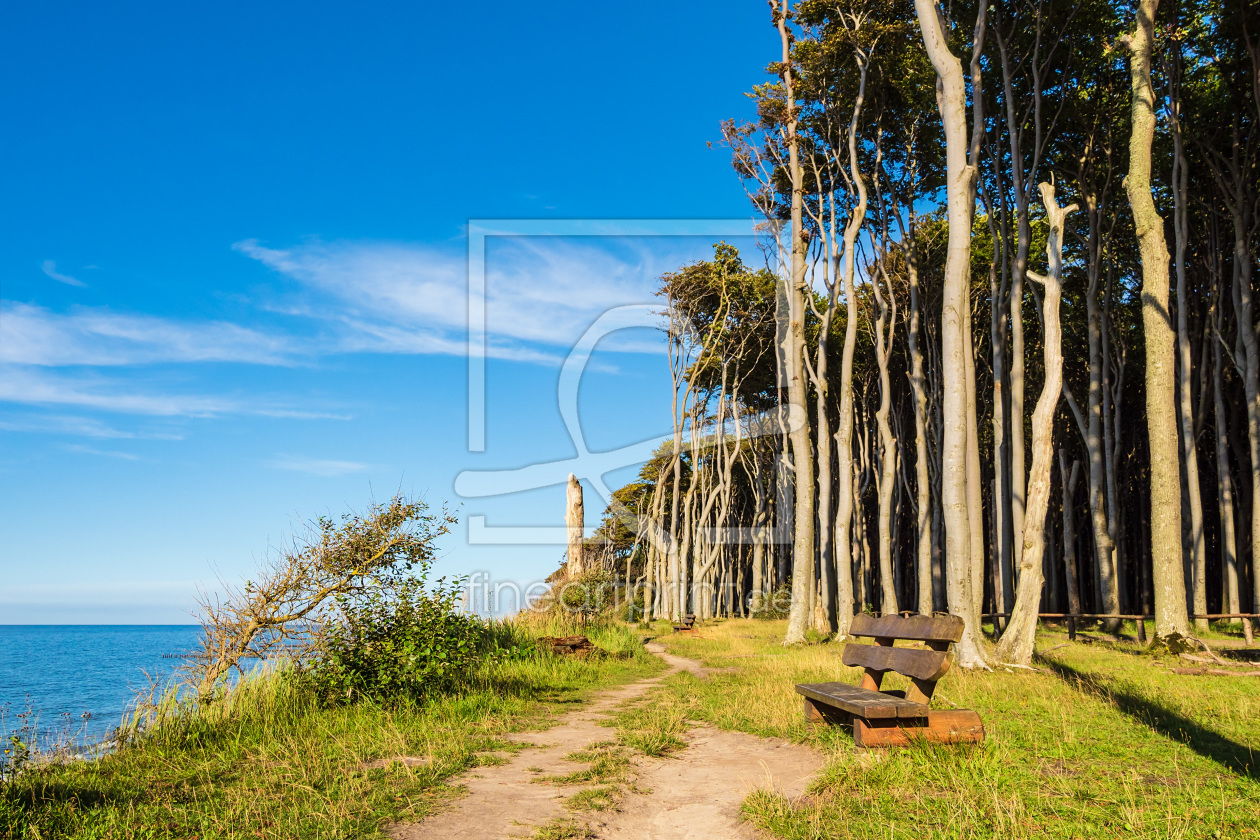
[650,618,1260,840]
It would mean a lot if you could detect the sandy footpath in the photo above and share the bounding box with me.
[387,641,822,840]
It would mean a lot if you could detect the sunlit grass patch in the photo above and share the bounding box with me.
[614,697,689,757]
[540,743,630,786]
[653,618,1260,840]
[532,816,596,839]
[0,621,659,840]
[566,784,619,812]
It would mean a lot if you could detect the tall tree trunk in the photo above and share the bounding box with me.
[873,235,899,616]
[815,358,835,630]
[1059,450,1083,617]
[1230,219,1260,620]
[1108,275,1128,612]
[810,186,838,633]
[831,82,870,638]
[747,446,770,613]
[1214,121,1260,619]
[995,28,1033,581]
[1214,295,1242,617]
[998,181,1075,665]
[983,198,1014,625]
[776,0,817,645]
[1168,80,1207,629]
[904,216,936,616]
[1103,252,1126,611]
[964,275,986,616]
[1081,192,1121,625]
[1121,0,1190,637]
[911,0,988,667]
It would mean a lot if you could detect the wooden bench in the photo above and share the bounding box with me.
[672,613,696,632]
[795,613,985,748]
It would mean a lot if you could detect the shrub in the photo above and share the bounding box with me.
[190,494,456,700]
[303,574,491,704]
[750,585,792,619]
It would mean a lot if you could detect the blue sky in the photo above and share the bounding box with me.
[0,1,773,622]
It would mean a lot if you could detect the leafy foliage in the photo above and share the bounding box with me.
[305,578,472,702]
[191,493,456,699]
[302,575,526,704]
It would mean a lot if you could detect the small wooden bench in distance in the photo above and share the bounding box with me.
[795,613,985,748]
[672,613,696,632]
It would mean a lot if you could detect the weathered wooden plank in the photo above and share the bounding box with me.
[795,682,928,720]
[842,644,951,681]
[853,709,985,747]
[849,613,965,642]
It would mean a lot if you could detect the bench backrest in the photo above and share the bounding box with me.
[848,613,964,644]
[842,614,964,702]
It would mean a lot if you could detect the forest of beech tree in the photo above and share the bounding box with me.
[581,0,1258,667]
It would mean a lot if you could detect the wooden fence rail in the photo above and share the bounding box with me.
[981,613,1257,644]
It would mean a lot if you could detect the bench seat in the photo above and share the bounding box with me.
[793,613,985,747]
[795,681,928,719]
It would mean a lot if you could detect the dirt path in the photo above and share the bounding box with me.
[388,642,821,840]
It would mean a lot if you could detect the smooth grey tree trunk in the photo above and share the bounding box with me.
[1059,451,1083,617]
[776,0,817,646]
[1169,91,1207,629]
[1081,193,1121,624]
[911,0,988,667]
[982,200,1013,625]
[903,215,936,616]
[1122,0,1191,637]
[1213,297,1242,616]
[998,182,1075,665]
[873,232,899,616]
[1214,128,1260,619]
[831,84,870,638]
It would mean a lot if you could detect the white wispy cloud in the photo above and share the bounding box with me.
[41,260,86,287]
[64,443,142,460]
[0,301,297,367]
[0,366,347,419]
[235,236,675,358]
[0,235,692,422]
[266,453,381,476]
[0,366,234,416]
[0,414,173,439]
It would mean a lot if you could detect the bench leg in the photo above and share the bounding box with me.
[853,710,985,748]
[803,697,851,729]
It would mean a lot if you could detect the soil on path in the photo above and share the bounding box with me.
[388,641,822,840]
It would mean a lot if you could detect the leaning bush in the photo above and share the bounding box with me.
[304,575,487,704]
[189,493,456,701]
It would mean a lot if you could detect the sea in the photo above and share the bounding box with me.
[0,625,203,753]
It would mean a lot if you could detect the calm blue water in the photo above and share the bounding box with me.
[0,625,203,749]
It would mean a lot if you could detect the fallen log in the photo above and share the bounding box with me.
[538,635,603,658]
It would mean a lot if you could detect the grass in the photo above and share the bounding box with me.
[610,691,689,757]
[10,614,1256,839]
[0,622,663,840]
[539,742,630,786]
[648,617,1260,840]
